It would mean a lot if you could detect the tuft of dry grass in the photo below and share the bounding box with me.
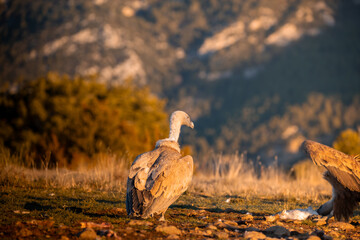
[0,151,332,203]
[189,152,331,202]
[0,153,128,192]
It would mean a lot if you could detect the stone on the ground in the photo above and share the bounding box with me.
[19,228,32,237]
[240,214,254,222]
[78,228,97,239]
[167,233,180,239]
[206,224,218,230]
[244,230,266,239]
[214,231,229,239]
[307,236,321,240]
[223,220,239,226]
[155,225,182,235]
[265,215,279,223]
[264,225,290,237]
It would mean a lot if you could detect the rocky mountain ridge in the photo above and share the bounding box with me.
[1,0,359,164]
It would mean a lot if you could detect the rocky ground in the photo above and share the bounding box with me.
[0,187,359,239]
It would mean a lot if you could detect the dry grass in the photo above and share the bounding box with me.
[0,153,128,192]
[189,152,331,202]
[0,151,332,202]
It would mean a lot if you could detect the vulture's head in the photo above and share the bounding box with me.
[171,110,194,129]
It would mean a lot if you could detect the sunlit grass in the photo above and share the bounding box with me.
[190,152,331,203]
[0,151,331,204]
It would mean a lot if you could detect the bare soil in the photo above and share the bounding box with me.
[1,186,359,239]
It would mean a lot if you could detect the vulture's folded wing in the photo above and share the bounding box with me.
[128,149,161,179]
[142,155,194,216]
[126,149,161,215]
[303,140,360,192]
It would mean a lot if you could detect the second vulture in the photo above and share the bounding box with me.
[303,140,360,221]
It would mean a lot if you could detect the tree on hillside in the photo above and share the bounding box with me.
[0,73,168,168]
[333,128,360,156]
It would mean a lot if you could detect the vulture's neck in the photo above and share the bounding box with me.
[155,115,182,152]
[168,117,182,142]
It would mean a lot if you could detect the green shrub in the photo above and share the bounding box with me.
[0,73,168,168]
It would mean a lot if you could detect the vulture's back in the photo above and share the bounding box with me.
[303,140,360,192]
[126,145,193,218]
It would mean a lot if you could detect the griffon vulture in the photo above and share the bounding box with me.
[126,110,194,221]
[302,140,360,221]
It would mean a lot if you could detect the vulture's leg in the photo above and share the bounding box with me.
[159,211,166,221]
[317,198,334,216]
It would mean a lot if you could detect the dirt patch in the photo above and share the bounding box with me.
[0,187,359,239]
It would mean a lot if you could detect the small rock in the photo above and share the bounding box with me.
[311,216,328,226]
[244,230,266,239]
[275,221,284,226]
[265,215,279,223]
[128,219,153,226]
[19,228,32,237]
[308,236,321,240]
[314,220,326,226]
[191,229,207,236]
[223,220,238,227]
[80,222,112,229]
[328,230,340,237]
[167,234,180,239]
[240,214,254,222]
[328,222,355,230]
[214,221,227,228]
[155,225,182,235]
[112,207,126,213]
[264,225,290,237]
[60,236,69,240]
[78,228,97,239]
[260,220,270,225]
[215,231,229,239]
[311,228,324,237]
[315,220,327,226]
[206,224,218,230]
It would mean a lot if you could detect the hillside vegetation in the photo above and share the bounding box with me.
[0,0,359,163]
[0,73,168,168]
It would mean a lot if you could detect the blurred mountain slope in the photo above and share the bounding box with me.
[1,0,359,164]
